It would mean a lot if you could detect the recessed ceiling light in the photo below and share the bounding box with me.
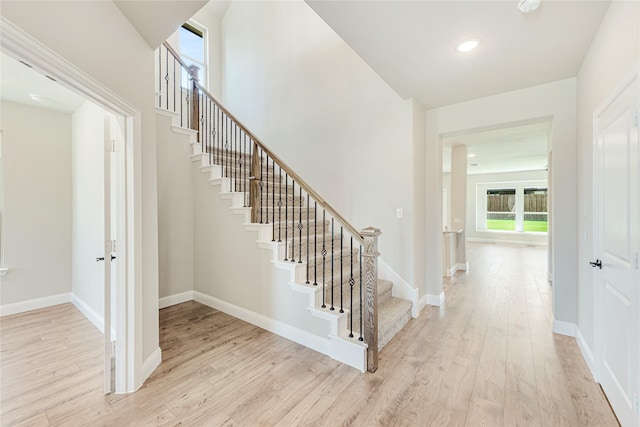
[29,94,45,103]
[517,0,541,13]
[457,40,479,53]
[468,153,476,158]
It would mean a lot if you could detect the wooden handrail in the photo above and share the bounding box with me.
[162,43,365,245]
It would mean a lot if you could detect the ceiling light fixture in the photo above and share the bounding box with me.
[517,0,541,13]
[457,40,479,53]
[468,153,476,158]
[29,94,45,103]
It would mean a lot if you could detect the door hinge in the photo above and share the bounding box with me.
[105,240,116,253]
[105,139,116,152]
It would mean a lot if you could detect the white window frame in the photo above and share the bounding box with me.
[476,180,548,234]
[180,20,208,90]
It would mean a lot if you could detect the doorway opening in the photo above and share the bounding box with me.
[440,118,552,281]
[0,23,140,393]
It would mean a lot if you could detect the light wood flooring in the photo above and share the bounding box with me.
[0,243,618,426]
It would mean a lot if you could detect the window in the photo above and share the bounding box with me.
[477,181,548,234]
[523,187,548,232]
[486,189,516,231]
[179,23,207,88]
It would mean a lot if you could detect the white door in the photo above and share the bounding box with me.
[594,66,639,426]
[103,115,116,394]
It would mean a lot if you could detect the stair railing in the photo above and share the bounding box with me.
[156,42,381,372]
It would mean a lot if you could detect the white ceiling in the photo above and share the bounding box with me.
[442,120,551,174]
[306,0,610,109]
[114,0,210,48]
[0,52,85,113]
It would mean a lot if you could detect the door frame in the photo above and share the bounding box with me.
[1,17,143,393]
[592,60,639,387]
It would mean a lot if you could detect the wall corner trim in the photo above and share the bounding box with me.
[141,347,162,385]
[71,293,104,333]
[425,291,445,307]
[0,292,71,317]
[552,319,577,337]
[576,327,596,380]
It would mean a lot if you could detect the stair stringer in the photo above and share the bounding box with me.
[179,137,367,372]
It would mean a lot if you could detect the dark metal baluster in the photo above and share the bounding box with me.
[185,75,190,129]
[349,236,354,338]
[330,218,334,310]
[260,148,264,223]
[158,47,162,108]
[214,105,222,165]
[291,180,295,263]
[321,210,326,308]
[339,226,344,313]
[265,154,269,225]
[220,113,224,173]
[242,133,247,206]
[305,193,310,283]
[180,66,183,127]
[235,125,239,191]
[359,245,363,341]
[313,201,317,286]
[278,168,282,243]
[284,175,288,259]
[272,156,275,229]
[202,96,206,160]
[298,186,303,264]
[232,124,236,191]
[165,47,169,110]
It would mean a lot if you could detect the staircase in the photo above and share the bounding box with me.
[156,42,413,372]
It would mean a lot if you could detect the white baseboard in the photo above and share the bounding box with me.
[193,291,331,355]
[0,292,70,317]
[71,293,104,333]
[425,291,445,307]
[455,262,469,271]
[552,320,576,337]
[142,347,162,383]
[576,327,596,379]
[468,237,547,247]
[159,291,194,309]
[378,258,419,317]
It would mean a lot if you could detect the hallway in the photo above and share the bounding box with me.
[0,243,617,426]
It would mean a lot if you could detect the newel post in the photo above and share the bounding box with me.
[189,65,200,140]
[361,226,381,373]
[250,141,261,223]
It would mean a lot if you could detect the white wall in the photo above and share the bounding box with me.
[221,0,419,292]
[467,170,548,246]
[156,114,194,299]
[426,78,577,325]
[71,101,115,324]
[193,163,331,338]
[576,1,639,351]
[2,0,161,386]
[0,101,72,304]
